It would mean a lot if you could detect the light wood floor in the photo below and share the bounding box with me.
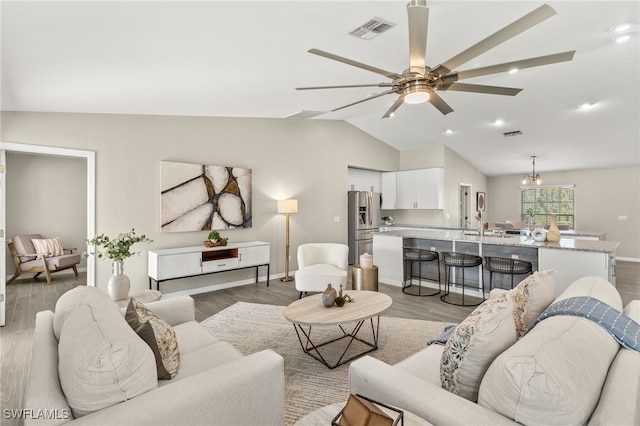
[2,261,639,425]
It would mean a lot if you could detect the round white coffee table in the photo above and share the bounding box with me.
[295,402,432,425]
[283,290,392,369]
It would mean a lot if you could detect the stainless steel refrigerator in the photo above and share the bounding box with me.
[347,191,381,265]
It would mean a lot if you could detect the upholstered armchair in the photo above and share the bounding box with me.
[7,234,81,285]
[294,243,348,299]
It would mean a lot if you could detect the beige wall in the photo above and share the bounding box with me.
[487,167,640,259]
[1,112,399,293]
[6,152,87,274]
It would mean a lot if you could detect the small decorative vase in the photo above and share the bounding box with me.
[322,284,337,307]
[108,260,131,301]
[531,228,547,242]
[547,215,561,243]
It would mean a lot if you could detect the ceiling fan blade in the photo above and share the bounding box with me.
[407,0,429,72]
[331,89,397,112]
[382,96,405,119]
[428,92,454,115]
[457,51,575,80]
[308,48,403,80]
[436,4,557,76]
[444,82,522,96]
[296,83,394,90]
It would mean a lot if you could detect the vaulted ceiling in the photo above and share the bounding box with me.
[2,1,638,176]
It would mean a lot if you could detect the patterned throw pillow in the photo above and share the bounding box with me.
[439,270,556,401]
[440,292,517,402]
[511,270,556,337]
[31,237,64,258]
[126,299,180,380]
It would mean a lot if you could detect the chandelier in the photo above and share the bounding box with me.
[522,156,542,185]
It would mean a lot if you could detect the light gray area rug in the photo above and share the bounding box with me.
[200,301,451,425]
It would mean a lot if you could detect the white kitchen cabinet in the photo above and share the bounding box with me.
[538,247,615,295]
[381,172,397,209]
[395,168,444,209]
[416,168,444,209]
[148,241,270,291]
[395,170,417,209]
[347,168,381,192]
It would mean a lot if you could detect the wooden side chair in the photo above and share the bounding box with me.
[7,234,81,285]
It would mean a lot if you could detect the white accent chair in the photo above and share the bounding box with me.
[294,243,348,299]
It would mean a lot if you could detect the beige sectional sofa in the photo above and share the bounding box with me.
[350,275,640,425]
[24,286,285,425]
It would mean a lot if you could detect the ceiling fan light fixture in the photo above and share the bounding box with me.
[403,82,430,104]
[404,91,429,104]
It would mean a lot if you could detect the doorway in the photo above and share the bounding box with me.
[459,183,472,229]
[0,142,95,326]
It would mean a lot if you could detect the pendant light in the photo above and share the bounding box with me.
[522,156,542,185]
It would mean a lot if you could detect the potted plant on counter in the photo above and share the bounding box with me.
[205,230,228,247]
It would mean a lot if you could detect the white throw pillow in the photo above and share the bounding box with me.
[31,237,64,258]
[58,302,157,418]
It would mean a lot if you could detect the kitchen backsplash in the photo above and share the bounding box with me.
[381,209,447,227]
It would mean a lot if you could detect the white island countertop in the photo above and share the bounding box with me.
[381,224,606,240]
[377,229,619,254]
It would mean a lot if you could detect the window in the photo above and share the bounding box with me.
[521,185,575,228]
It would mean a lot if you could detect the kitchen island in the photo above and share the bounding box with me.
[373,229,618,297]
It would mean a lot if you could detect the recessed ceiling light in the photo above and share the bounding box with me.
[494,119,504,126]
[614,34,631,43]
[614,23,631,32]
[578,102,596,110]
[445,129,453,134]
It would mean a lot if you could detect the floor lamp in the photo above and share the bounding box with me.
[277,199,298,282]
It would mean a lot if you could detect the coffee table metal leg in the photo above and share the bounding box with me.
[291,316,381,369]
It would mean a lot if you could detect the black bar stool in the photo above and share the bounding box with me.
[440,252,484,306]
[403,247,441,296]
[484,256,533,290]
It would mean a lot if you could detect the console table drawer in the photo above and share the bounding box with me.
[202,257,240,273]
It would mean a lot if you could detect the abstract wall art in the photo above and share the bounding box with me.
[161,161,252,232]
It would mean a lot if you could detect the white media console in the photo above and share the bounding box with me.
[148,241,270,291]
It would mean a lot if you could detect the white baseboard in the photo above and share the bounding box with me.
[616,256,640,262]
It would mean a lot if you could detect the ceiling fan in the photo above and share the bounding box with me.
[296,1,575,118]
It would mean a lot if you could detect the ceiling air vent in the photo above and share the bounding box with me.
[503,130,523,137]
[348,17,396,40]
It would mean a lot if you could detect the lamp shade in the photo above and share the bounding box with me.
[277,199,298,214]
